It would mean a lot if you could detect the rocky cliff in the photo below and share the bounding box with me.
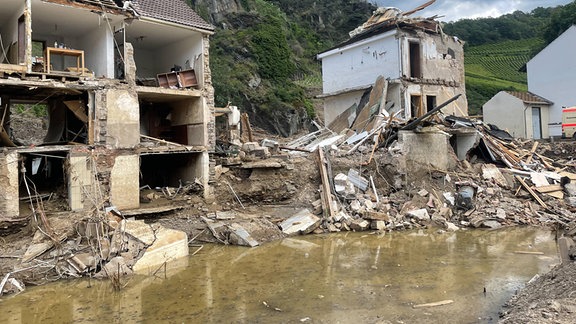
[188,0,375,137]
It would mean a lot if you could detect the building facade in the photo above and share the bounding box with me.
[526,25,576,137]
[483,91,552,139]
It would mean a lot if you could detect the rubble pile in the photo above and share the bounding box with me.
[273,77,576,239]
[205,103,576,246]
[0,214,188,296]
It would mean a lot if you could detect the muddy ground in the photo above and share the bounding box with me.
[1,124,576,323]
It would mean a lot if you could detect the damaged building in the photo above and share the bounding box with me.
[316,6,468,128]
[0,0,215,228]
[316,6,475,176]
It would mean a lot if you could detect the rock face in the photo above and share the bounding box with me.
[191,0,244,24]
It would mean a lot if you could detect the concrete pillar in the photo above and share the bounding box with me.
[398,130,458,175]
[110,154,139,210]
[202,34,216,152]
[124,42,137,86]
[103,89,140,148]
[68,153,93,211]
[0,152,20,221]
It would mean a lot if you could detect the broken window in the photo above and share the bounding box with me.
[410,95,423,118]
[408,41,422,78]
[32,40,46,72]
[426,95,437,113]
[7,101,49,146]
[114,27,125,80]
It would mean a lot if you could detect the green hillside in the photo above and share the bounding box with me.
[464,38,544,115]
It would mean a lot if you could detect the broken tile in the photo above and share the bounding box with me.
[279,209,321,235]
[482,220,502,229]
[371,220,386,230]
[350,219,370,231]
[406,209,430,221]
[348,169,369,191]
[228,223,259,247]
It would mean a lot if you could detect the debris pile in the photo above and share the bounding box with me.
[0,213,189,296]
[272,74,576,238]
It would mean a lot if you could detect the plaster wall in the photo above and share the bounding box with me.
[157,34,203,81]
[323,89,366,127]
[452,130,480,161]
[78,25,114,77]
[527,26,576,137]
[400,31,465,83]
[110,154,139,210]
[132,47,156,78]
[0,1,20,40]
[483,92,527,138]
[319,30,400,94]
[0,1,25,64]
[405,83,467,118]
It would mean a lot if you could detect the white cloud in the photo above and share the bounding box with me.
[370,0,572,22]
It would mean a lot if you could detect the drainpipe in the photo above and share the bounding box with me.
[523,105,529,139]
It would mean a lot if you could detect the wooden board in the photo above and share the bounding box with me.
[328,102,357,133]
[351,76,386,132]
[534,184,563,193]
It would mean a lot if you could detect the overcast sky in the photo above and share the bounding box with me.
[371,0,573,22]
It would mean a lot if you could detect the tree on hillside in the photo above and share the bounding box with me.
[543,0,576,44]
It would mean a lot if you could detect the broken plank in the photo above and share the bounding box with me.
[534,184,563,193]
[559,171,576,181]
[316,147,336,218]
[535,153,553,169]
[525,141,539,164]
[513,251,544,255]
[413,300,454,308]
[545,191,564,199]
[516,176,547,208]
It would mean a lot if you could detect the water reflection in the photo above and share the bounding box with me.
[0,228,558,323]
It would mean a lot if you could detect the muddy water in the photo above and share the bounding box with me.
[0,228,558,323]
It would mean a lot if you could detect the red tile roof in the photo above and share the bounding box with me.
[506,91,553,105]
[132,0,214,32]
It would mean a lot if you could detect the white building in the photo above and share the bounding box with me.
[483,91,552,139]
[526,25,576,137]
[317,9,468,129]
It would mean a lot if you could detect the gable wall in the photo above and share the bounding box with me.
[527,26,576,137]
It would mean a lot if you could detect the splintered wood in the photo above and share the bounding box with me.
[316,147,336,218]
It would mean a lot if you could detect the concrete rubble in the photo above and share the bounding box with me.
[2,215,190,291]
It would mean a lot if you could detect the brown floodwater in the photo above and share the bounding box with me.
[0,227,559,323]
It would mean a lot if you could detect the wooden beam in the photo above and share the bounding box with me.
[516,175,547,208]
[525,141,539,164]
[316,147,335,218]
[534,184,563,193]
